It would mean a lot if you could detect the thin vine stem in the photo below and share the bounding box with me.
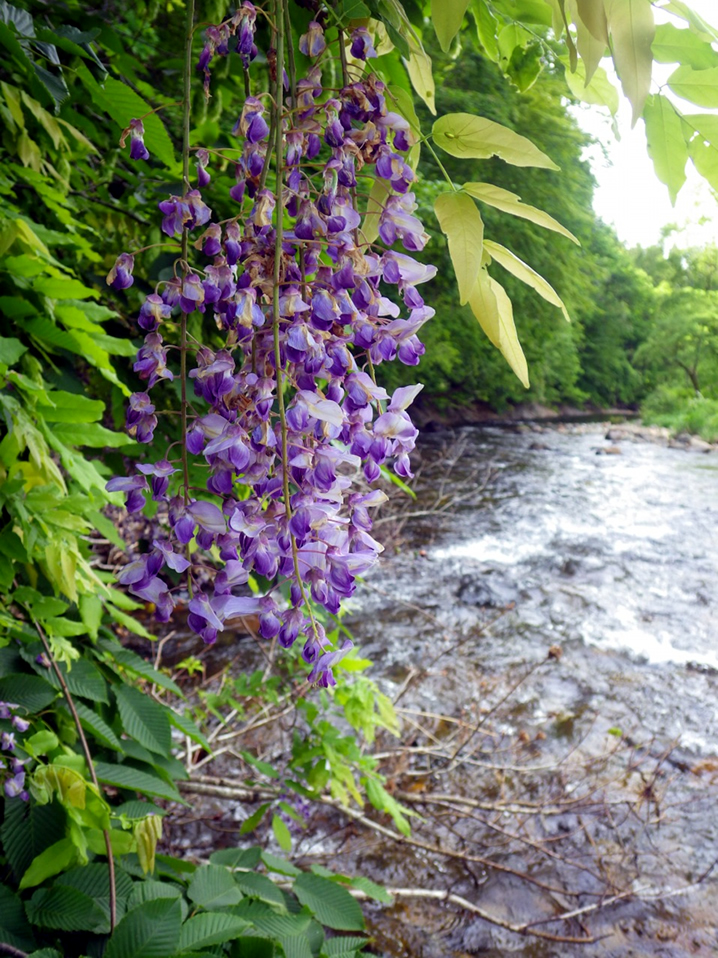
[28,615,117,933]
[180,0,196,592]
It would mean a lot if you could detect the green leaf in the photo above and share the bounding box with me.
[94,761,183,803]
[576,0,608,43]
[56,864,134,930]
[652,22,718,68]
[360,176,391,246]
[126,880,185,918]
[1,797,67,882]
[38,390,105,423]
[235,872,286,908]
[69,699,124,751]
[605,0,655,125]
[0,884,34,951]
[26,885,107,932]
[469,270,529,388]
[261,851,301,877]
[115,685,172,755]
[462,181,579,243]
[562,60,619,114]
[209,846,262,869]
[44,656,109,703]
[483,239,570,321]
[404,35,435,115]
[573,3,607,85]
[431,0,470,52]
[33,277,96,300]
[104,898,182,958]
[24,729,59,755]
[187,865,243,909]
[642,93,689,203]
[434,192,484,305]
[271,814,292,853]
[293,875,365,931]
[0,336,27,366]
[239,803,271,835]
[668,63,718,107]
[92,78,175,168]
[52,422,136,448]
[177,913,251,952]
[168,709,209,749]
[661,1,718,42]
[0,673,57,711]
[322,936,368,957]
[19,839,77,891]
[341,875,392,905]
[104,643,183,696]
[432,112,559,168]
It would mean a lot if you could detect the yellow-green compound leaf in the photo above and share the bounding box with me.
[575,0,608,43]
[462,181,579,243]
[475,1,499,61]
[562,59,619,113]
[661,1,718,42]
[570,0,607,85]
[405,35,435,114]
[431,0,470,52]
[272,813,293,852]
[432,112,559,168]
[434,191,484,305]
[667,63,718,108]
[468,270,529,388]
[360,175,391,245]
[605,0,655,126]
[484,239,570,322]
[643,94,689,204]
[690,135,718,191]
[653,23,718,68]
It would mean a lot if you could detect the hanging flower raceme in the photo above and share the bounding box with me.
[106,7,435,688]
[120,118,150,161]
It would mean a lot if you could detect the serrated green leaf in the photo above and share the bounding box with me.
[235,872,286,908]
[188,865,243,909]
[26,884,107,932]
[432,112,558,168]
[293,875,365,931]
[1,797,67,882]
[168,709,208,749]
[0,883,34,951]
[56,864,134,930]
[322,936,368,957]
[0,336,27,366]
[0,673,57,711]
[94,761,183,803]
[605,0,655,125]
[43,656,108,703]
[66,699,123,751]
[106,645,183,696]
[434,191,484,305]
[115,685,171,755]
[643,93,689,203]
[209,846,262,870]
[177,913,251,952]
[261,852,301,877]
[104,897,182,958]
[95,78,175,168]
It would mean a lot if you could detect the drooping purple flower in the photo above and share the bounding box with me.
[350,27,377,60]
[4,771,26,798]
[196,147,211,188]
[299,21,326,58]
[134,333,174,389]
[106,474,148,513]
[126,392,157,444]
[137,459,177,500]
[106,253,135,291]
[138,293,172,332]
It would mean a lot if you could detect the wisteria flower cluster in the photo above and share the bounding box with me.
[1,701,29,800]
[107,7,434,687]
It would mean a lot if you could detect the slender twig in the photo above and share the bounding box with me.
[29,616,117,932]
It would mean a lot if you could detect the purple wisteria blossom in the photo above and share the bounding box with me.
[105,19,433,687]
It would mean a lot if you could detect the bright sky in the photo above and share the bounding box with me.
[573,0,718,250]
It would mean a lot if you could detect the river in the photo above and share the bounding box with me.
[338,422,718,956]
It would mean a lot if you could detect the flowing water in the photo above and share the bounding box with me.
[340,423,718,956]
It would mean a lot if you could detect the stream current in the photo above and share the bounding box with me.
[342,423,718,956]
